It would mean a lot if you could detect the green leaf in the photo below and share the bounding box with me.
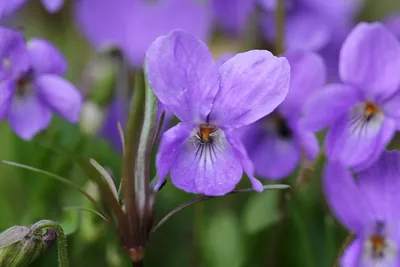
[242,190,281,234]
[203,211,245,267]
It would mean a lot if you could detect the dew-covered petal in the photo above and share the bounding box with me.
[0,80,15,120]
[324,162,370,233]
[8,94,52,140]
[0,27,29,80]
[252,134,300,180]
[155,123,191,191]
[226,132,264,192]
[279,50,326,117]
[41,0,63,13]
[27,38,67,75]
[301,84,361,132]
[35,74,82,123]
[357,151,400,222]
[145,30,219,123]
[340,238,363,267]
[211,0,255,36]
[325,111,396,169]
[170,130,243,196]
[210,50,290,129]
[339,22,400,99]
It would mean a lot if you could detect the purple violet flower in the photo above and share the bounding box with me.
[0,34,82,140]
[301,22,400,170]
[145,30,290,196]
[242,50,324,179]
[324,151,400,266]
[0,0,64,16]
[75,0,212,68]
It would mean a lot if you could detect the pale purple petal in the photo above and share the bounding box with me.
[279,50,326,118]
[0,27,29,80]
[8,94,52,140]
[41,0,63,13]
[75,0,212,67]
[226,133,263,192]
[262,11,330,52]
[0,79,15,120]
[210,50,290,128]
[294,129,319,161]
[145,30,219,123]
[325,113,396,169]
[339,22,400,99]
[252,133,300,180]
[170,130,243,196]
[301,84,361,132]
[155,123,191,191]
[27,38,67,75]
[3,0,26,15]
[35,75,82,122]
[324,161,370,232]
[357,151,400,222]
[341,239,363,267]
[382,91,400,120]
[211,0,255,36]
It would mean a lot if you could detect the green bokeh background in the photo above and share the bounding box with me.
[0,0,399,266]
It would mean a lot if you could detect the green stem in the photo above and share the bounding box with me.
[330,233,355,267]
[275,0,285,54]
[288,192,316,267]
[31,220,69,267]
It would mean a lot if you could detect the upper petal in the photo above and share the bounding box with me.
[35,74,83,123]
[339,22,400,99]
[279,50,326,117]
[155,123,191,191]
[209,50,290,128]
[300,84,361,132]
[170,128,243,196]
[27,38,67,75]
[8,94,52,140]
[0,27,29,80]
[384,13,400,40]
[323,161,370,233]
[145,30,219,123]
[41,0,64,13]
[357,151,400,222]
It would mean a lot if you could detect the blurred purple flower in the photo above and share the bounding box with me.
[0,0,64,16]
[243,50,324,179]
[145,30,290,196]
[75,0,212,68]
[385,13,400,39]
[101,96,127,151]
[324,151,400,266]
[0,36,82,140]
[0,27,29,80]
[301,22,400,170]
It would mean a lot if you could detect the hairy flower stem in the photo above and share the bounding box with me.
[30,220,69,267]
[275,0,285,54]
[330,233,355,267]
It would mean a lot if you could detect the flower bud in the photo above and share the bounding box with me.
[80,101,105,135]
[0,226,56,267]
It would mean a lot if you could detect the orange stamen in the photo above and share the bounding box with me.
[370,235,385,256]
[364,102,379,117]
[199,124,216,142]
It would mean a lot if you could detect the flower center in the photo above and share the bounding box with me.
[264,112,293,139]
[370,234,386,258]
[364,102,380,121]
[2,58,12,69]
[199,124,217,143]
[15,70,34,98]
